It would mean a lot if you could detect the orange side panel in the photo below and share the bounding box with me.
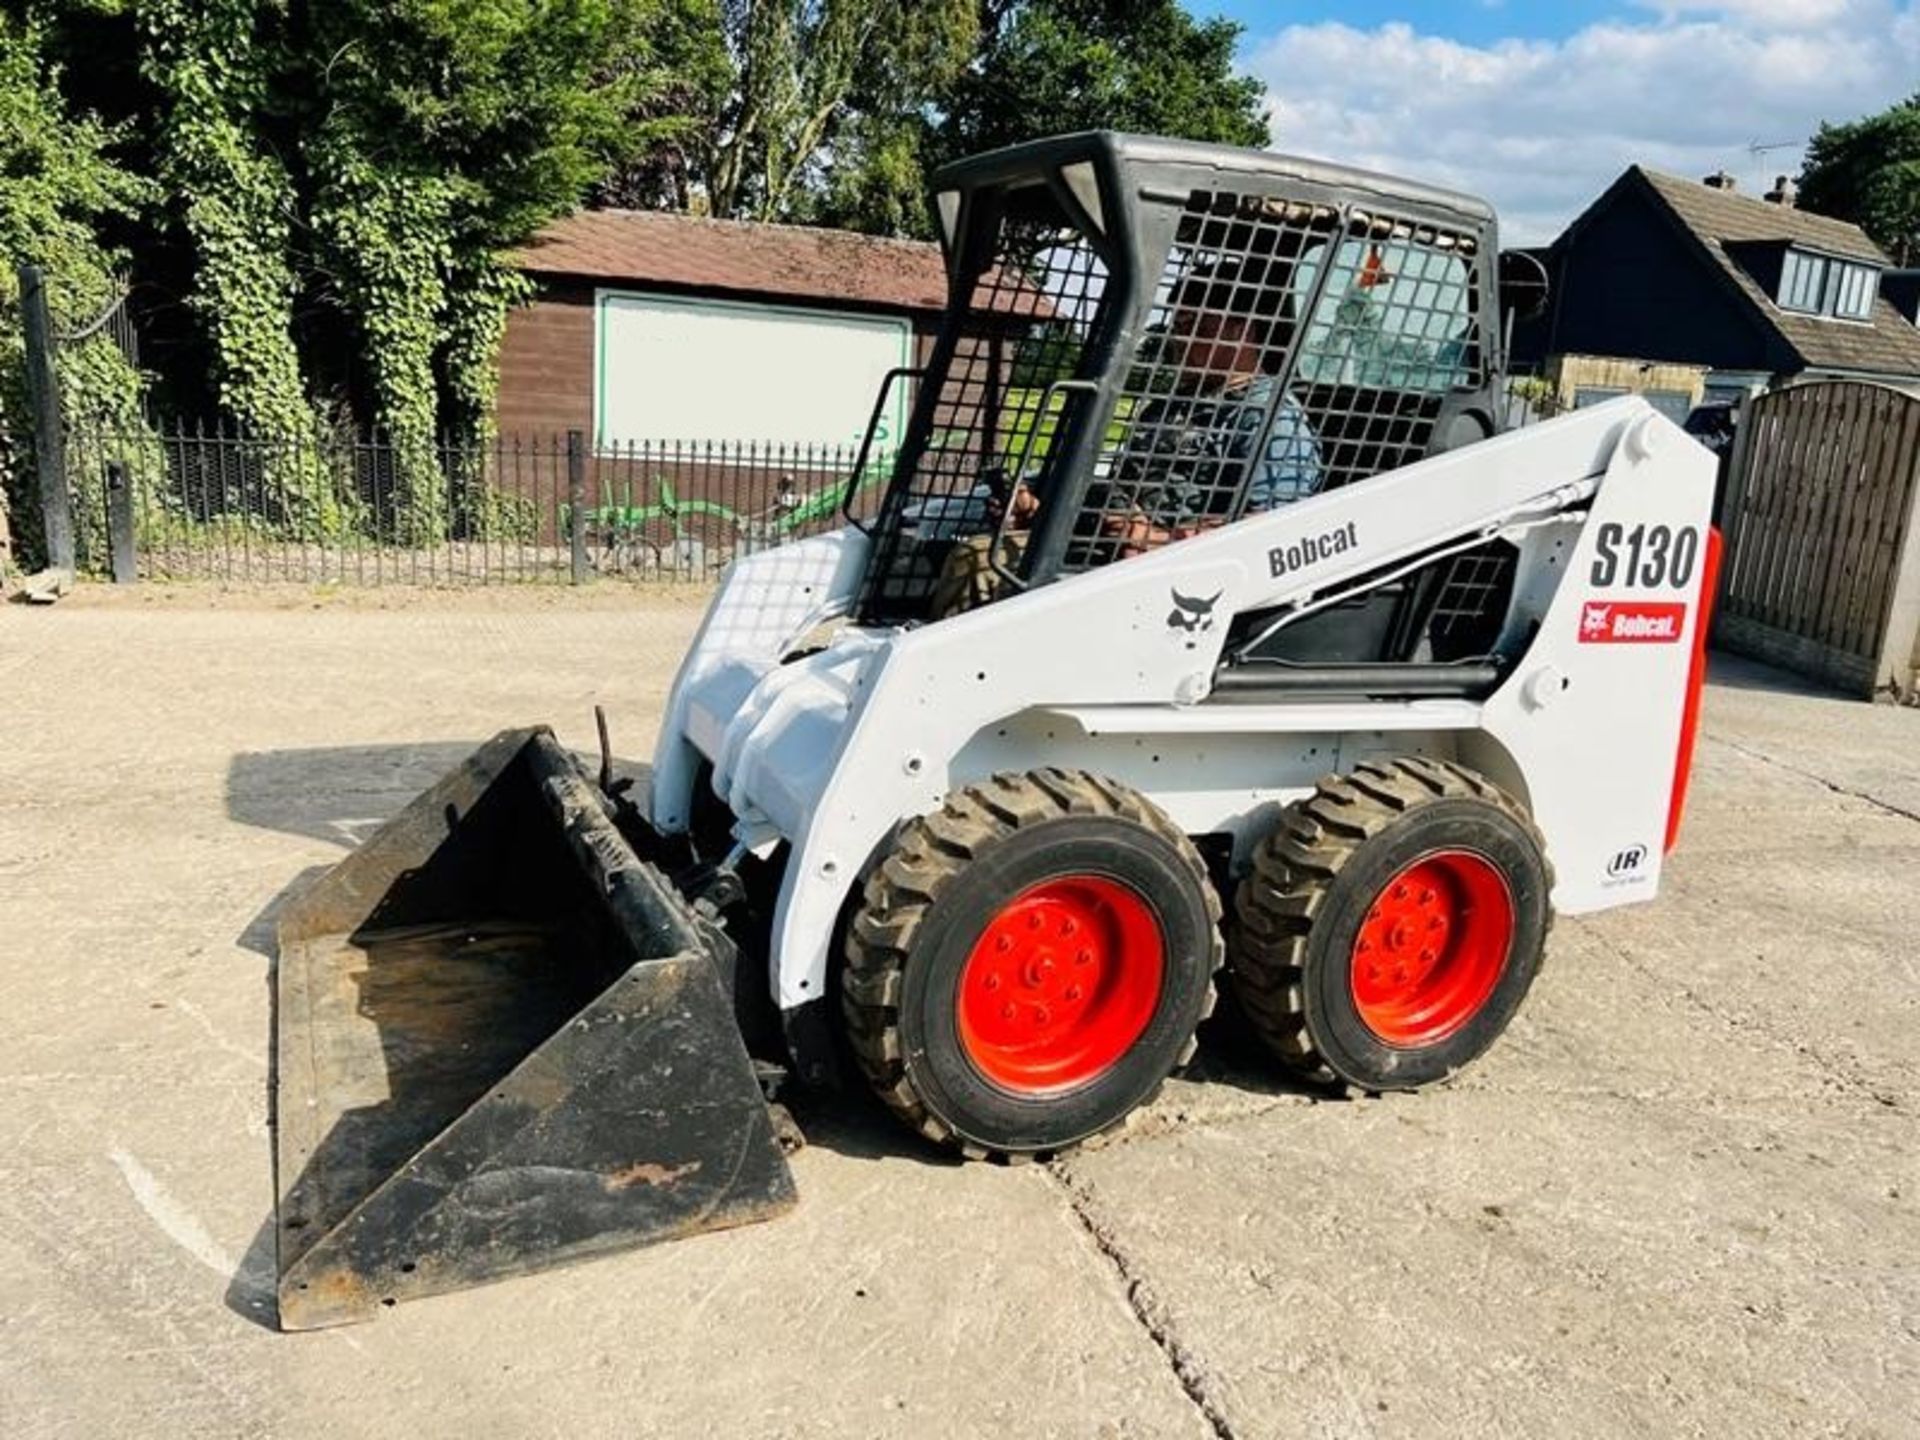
[1665,527,1723,853]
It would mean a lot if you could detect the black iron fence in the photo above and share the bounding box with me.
[49,385,1577,588]
[61,418,894,584]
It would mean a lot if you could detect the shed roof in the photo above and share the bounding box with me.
[1633,169,1920,377]
[515,209,953,314]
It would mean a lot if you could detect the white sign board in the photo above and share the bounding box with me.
[595,290,911,453]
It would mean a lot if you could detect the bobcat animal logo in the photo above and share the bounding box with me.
[1581,602,1612,639]
[1167,589,1223,634]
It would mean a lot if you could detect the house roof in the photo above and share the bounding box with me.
[515,209,954,314]
[1633,168,1920,377]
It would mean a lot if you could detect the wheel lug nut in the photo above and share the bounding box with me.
[1075,948,1092,965]
[1061,918,1077,937]
[1065,985,1082,1001]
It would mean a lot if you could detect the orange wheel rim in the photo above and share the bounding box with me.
[1350,851,1513,1047]
[957,876,1164,1093]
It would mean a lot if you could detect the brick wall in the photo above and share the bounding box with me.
[1548,353,1707,416]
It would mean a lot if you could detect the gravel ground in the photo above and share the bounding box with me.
[1,588,1914,1439]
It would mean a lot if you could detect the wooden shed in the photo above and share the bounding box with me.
[499,210,953,450]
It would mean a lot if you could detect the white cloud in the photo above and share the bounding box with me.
[1247,1,1920,245]
[1636,0,1854,25]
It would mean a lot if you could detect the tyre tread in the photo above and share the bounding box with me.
[843,770,1222,1159]
[1230,757,1553,1090]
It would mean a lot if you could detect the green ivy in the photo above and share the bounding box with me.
[441,258,533,538]
[0,11,157,573]
[442,260,533,446]
[295,0,665,538]
[137,0,346,538]
[311,145,455,542]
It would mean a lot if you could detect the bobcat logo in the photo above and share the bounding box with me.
[1581,602,1612,639]
[1167,588,1223,634]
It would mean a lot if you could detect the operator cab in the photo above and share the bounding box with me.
[844,132,1532,687]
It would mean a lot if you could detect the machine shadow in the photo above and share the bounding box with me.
[785,994,1330,1170]
[224,866,322,1328]
[1180,996,1338,1102]
[1703,649,1851,699]
[226,740,646,851]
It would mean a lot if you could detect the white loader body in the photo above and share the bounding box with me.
[650,398,1718,1017]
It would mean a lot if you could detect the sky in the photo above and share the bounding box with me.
[1190,1,1920,244]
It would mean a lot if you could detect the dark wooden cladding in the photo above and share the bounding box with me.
[496,284,596,440]
[1717,381,1920,698]
[496,283,942,443]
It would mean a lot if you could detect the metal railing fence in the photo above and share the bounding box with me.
[59,419,893,585]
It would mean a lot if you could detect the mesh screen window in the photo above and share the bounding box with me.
[1065,189,1483,573]
[855,193,1111,621]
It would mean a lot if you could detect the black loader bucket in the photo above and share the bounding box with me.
[272,728,797,1330]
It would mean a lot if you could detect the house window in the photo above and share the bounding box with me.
[1573,385,1629,408]
[1779,250,1825,312]
[1831,262,1877,320]
[1778,249,1879,320]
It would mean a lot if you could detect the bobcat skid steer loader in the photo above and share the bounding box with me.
[271,133,1720,1328]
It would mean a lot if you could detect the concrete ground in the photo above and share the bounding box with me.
[1,587,1914,1440]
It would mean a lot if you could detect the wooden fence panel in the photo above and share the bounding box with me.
[1803,384,1862,639]
[1716,380,1920,699]
[1823,387,1879,651]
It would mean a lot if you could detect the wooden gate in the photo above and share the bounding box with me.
[1718,381,1920,699]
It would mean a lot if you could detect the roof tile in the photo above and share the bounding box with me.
[514,209,952,313]
[1637,169,1920,377]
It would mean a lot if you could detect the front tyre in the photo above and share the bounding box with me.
[1232,757,1552,1091]
[843,770,1222,1158]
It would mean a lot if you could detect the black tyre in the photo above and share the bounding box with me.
[1232,757,1552,1091]
[843,770,1222,1158]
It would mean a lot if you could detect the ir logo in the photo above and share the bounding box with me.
[1607,844,1648,878]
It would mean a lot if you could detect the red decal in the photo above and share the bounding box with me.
[1578,600,1687,644]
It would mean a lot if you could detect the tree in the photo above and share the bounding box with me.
[292,0,683,535]
[1799,96,1920,267]
[136,0,340,529]
[929,1,1269,180]
[0,9,154,571]
[803,0,1271,238]
[591,0,733,211]
[703,0,977,222]
[18,3,712,458]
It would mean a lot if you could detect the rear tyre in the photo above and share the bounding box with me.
[843,770,1222,1158]
[1232,757,1551,1091]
